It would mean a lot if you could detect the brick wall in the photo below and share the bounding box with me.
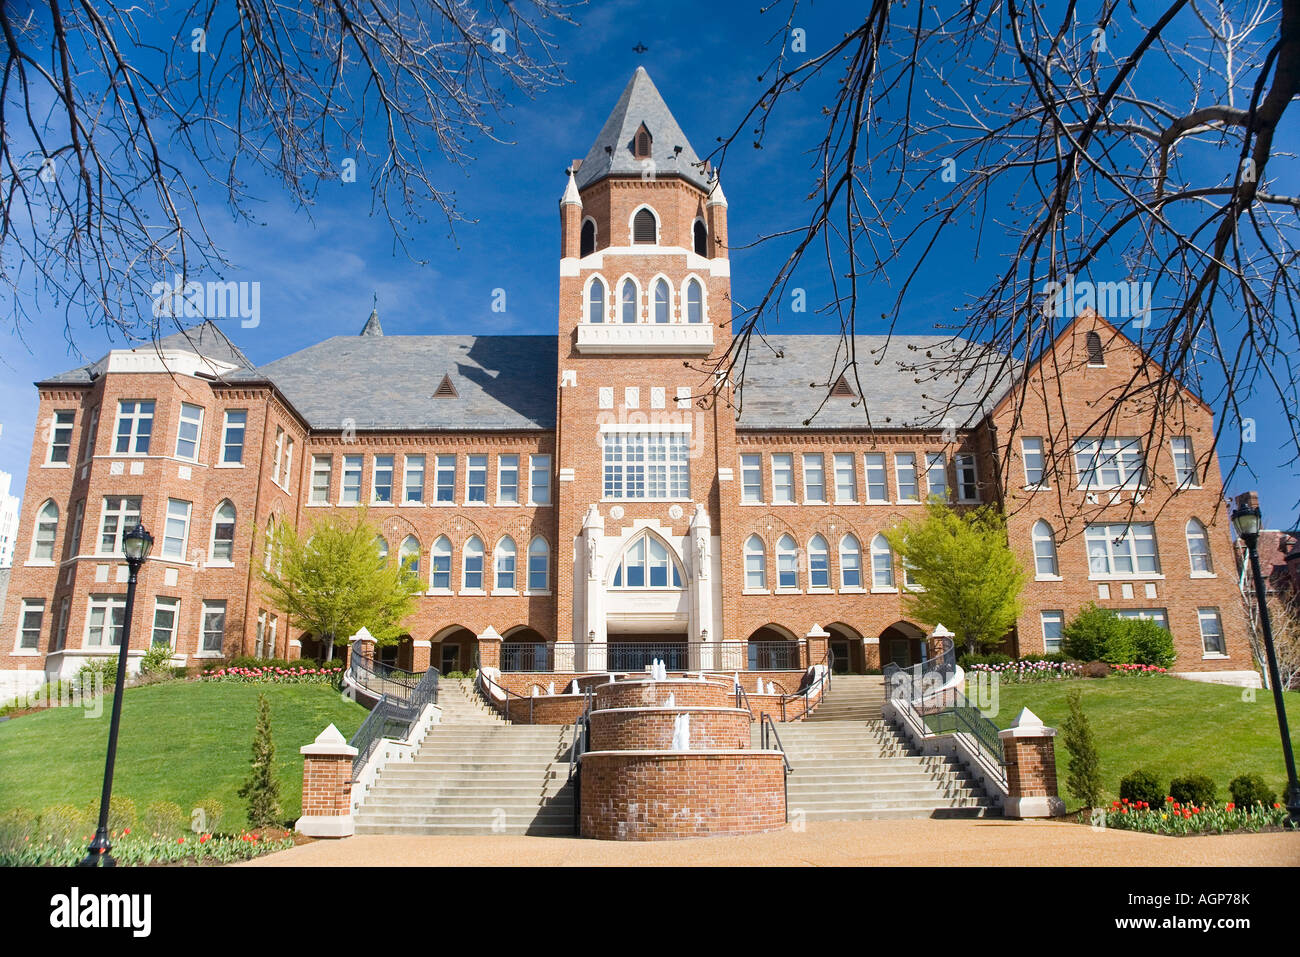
[300,753,352,817]
[588,707,751,750]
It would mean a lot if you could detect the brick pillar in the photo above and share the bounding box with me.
[297,724,358,838]
[805,624,830,670]
[998,708,1066,819]
[411,639,432,672]
[477,626,502,671]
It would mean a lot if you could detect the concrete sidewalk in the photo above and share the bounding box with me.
[243,819,1300,867]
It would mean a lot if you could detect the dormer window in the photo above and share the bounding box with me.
[1086,331,1105,366]
[633,207,657,244]
[633,123,652,159]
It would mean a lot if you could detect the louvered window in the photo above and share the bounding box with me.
[633,208,657,244]
[634,125,652,158]
[1086,331,1105,365]
[830,374,855,397]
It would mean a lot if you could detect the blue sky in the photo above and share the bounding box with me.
[2,0,1296,527]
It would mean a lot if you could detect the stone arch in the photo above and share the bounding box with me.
[825,621,870,674]
[431,623,478,674]
[879,620,929,669]
[603,527,687,589]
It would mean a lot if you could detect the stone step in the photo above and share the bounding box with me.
[793,805,992,821]
[354,822,575,835]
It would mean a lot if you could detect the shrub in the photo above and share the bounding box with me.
[1082,660,1111,678]
[39,804,93,845]
[1119,769,1164,807]
[1169,774,1218,808]
[1061,688,1102,808]
[226,655,323,671]
[80,796,136,835]
[0,808,38,855]
[76,659,118,693]
[140,645,175,676]
[141,801,186,837]
[238,693,282,829]
[1126,619,1176,667]
[1229,773,1278,807]
[192,799,225,836]
[1061,605,1120,663]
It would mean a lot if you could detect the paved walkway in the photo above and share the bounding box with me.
[244,819,1300,867]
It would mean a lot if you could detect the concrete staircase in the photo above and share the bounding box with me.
[755,674,995,820]
[353,679,577,835]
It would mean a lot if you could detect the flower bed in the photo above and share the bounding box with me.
[1110,663,1168,676]
[967,659,1084,683]
[199,665,343,684]
[1096,797,1287,835]
[0,827,295,866]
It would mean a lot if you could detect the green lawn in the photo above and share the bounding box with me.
[992,676,1300,809]
[0,680,366,831]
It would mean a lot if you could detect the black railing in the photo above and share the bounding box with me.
[568,687,594,836]
[760,712,792,823]
[922,689,1006,770]
[732,682,756,721]
[501,642,551,673]
[779,647,835,721]
[476,667,534,724]
[346,651,440,779]
[883,635,958,704]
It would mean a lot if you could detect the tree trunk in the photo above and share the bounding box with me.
[324,633,335,663]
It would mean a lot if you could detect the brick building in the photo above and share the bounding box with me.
[0,68,1256,700]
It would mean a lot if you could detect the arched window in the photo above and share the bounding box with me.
[1086,330,1105,365]
[633,207,657,244]
[808,534,830,589]
[1186,519,1213,574]
[685,279,703,324]
[587,277,606,324]
[463,536,484,591]
[776,534,798,590]
[634,124,652,159]
[620,278,638,324]
[653,279,670,324]
[374,534,388,566]
[580,219,596,257]
[431,536,452,591]
[612,532,683,589]
[839,534,862,589]
[399,535,420,575]
[870,534,895,589]
[210,500,236,563]
[528,537,550,592]
[693,220,708,256]
[1032,520,1059,577]
[496,536,517,591]
[264,516,276,572]
[744,535,767,590]
[32,501,58,561]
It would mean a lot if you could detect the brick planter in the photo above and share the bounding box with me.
[589,707,752,751]
[580,751,787,840]
[594,677,733,711]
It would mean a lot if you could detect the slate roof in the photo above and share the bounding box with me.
[734,335,1017,431]
[38,320,260,385]
[256,335,558,431]
[574,67,711,191]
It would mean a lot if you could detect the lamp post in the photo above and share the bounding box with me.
[1231,492,1300,828]
[80,522,153,866]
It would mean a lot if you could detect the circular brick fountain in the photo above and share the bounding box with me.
[579,674,788,840]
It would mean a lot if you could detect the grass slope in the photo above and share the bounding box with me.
[993,676,1300,809]
[0,680,366,830]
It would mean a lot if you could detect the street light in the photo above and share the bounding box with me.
[80,522,153,866]
[1231,492,1300,829]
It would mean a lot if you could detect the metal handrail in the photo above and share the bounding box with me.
[476,666,535,724]
[883,635,958,704]
[732,682,756,721]
[347,654,440,779]
[778,647,834,721]
[568,686,594,836]
[760,712,792,823]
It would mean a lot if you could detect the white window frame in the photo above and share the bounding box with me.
[1185,518,1214,576]
[925,452,949,502]
[113,400,154,455]
[466,455,488,504]
[1032,519,1061,580]
[527,537,550,593]
[1021,437,1047,488]
[220,410,247,465]
[1040,610,1064,654]
[16,599,44,652]
[47,410,75,465]
[200,600,227,654]
[162,499,192,560]
[435,455,456,504]
[771,454,794,505]
[1197,607,1227,657]
[833,453,857,504]
[529,454,552,506]
[1171,437,1200,489]
[282,437,294,489]
[741,454,763,503]
[839,534,863,590]
[462,537,485,593]
[955,453,979,503]
[310,455,332,504]
[864,453,888,503]
[870,534,896,591]
[372,454,395,504]
[403,455,425,504]
[272,428,285,484]
[152,597,180,649]
[1085,522,1161,578]
[340,455,363,505]
[602,432,690,501]
[30,500,59,563]
[80,406,99,463]
[53,597,70,651]
[430,536,453,592]
[808,534,831,590]
[494,537,518,593]
[743,535,767,592]
[97,496,142,556]
[802,454,826,504]
[497,454,519,505]
[209,500,236,565]
[86,595,127,648]
[776,534,799,591]
[894,453,920,503]
[1073,437,1146,490]
[175,403,204,462]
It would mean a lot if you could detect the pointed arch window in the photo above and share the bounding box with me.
[32,500,59,561]
[776,534,799,590]
[463,536,484,591]
[685,279,703,323]
[612,532,683,589]
[495,537,517,591]
[808,534,830,589]
[580,219,596,257]
[620,278,638,324]
[633,124,653,159]
[654,279,670,324]
[633,207,657,244]
[744,535,767,590]
[870,534,895,589]
[431,536,452,591]
[210,500,236,563]
[399,535,420,575]
[693,220,708,256]
[1032,520,1059,577]
[528,537,550,592]
[587,277,606,324]
[1186,519,1213,574]
[839,534,862,589]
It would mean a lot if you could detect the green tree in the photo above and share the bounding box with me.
[256,509,420,662]
[882,502,1024,655]
[1061,688,1103,810]
[237,693,282,830]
